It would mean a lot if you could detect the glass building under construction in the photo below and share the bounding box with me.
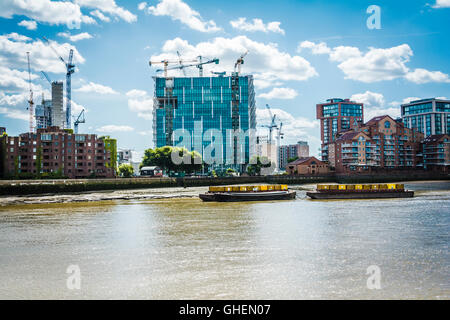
[152,75,256,170]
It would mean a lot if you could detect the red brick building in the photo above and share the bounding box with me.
[329,115,423,173]
[316,98,364,162]
[1,127,116,179]
[286,156,330,175]
[422,134,450,172]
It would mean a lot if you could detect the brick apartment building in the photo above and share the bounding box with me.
[328,115,424,173]
[0,127,116,179]
[422,134,450,171]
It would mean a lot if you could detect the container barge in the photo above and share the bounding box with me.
[306,183,414,200]
[200,185,296,202]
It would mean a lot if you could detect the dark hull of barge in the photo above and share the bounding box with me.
[306,190,414,199]
[200,190,296,202]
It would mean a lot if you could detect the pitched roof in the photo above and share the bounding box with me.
[288,156,323,166]
[365,114,394,125]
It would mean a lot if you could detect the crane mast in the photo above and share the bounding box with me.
[26,52,34,133]
[42,36,75,129]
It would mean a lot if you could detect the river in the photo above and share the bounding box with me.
[0,181,449,299]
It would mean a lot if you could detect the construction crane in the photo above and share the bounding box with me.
[156,57,219,77]
[176,51,187,76]
[276,121,284,146]
[42,36,75,129]
[41,71,52,85]
[26,52,34,133]
[211,71,226,77]
[73,109,85,134]
[234,50,248,75]
[261,104,278,144]
[150,58,197,78]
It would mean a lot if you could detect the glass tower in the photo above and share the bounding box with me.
[152,76,256,170]
[401,98,450,137]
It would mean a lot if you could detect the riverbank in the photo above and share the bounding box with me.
[0,172,448,196]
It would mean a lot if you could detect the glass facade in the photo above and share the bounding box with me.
[401,99,450,136]
[153,76,256,168]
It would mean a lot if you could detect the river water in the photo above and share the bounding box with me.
[0,181,449,299]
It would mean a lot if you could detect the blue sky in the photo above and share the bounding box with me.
[0,0,449,159]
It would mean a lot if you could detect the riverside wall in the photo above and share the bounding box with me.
[0,171,448,196]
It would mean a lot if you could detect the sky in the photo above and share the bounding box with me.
[0,0,449,160]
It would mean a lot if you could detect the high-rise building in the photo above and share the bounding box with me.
[278,141,309,169]
[51,81,64,129]
[152,76,256,170]
[401,98,450,136]
[316,98,363,162]
[35,98,52,129]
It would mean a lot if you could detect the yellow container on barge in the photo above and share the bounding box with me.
[308,183,413,199]
[201,185,294,202]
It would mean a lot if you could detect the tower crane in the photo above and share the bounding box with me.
[176,51,187,76]
[234,50,248,75]
[155,57,219,77]
[42,36,75,129]
[26,52,34,133]
[261,104,278,144]
[149,58,197,78]
[211,71,226,77]
[74,109,85,134]
[276,121,284,147]
[41,71,52,85]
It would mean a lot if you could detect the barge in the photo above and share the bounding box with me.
[200,185,296,202]
[306,183,414,200]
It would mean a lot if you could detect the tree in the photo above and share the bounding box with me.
[141,146,203,174]
[287,156,299,163]
[246,156,272,176]
[118,163,134,178]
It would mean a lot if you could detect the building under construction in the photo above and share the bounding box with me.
[152,74,256,171]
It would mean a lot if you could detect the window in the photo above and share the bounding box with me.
[384,121,390,128]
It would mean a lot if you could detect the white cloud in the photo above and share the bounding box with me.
[230,18,285,35]
[90,10,111,22]
[75,82,118,94]
[432,0,450,8]
[388,97,422,107]
[126,89,153,120]
[97,125,135,132]
[404,68,450,84]
[0,0,95,26]
[18,20,37,30]
[146,0,221,33]
[58,32,93,42]
[258,87,298,100]
[0,66,40,93]
[297,41,331,55]
[350,91,385,108]
[138,2,147,10]
[4,32,31,41]
[349,91,403,122]
[151,36,317,87]
[0,33,85,74]
[75,0,137,23]
[299,40,450,84]
[0,106,29,121]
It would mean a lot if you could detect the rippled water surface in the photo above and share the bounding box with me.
[0,181,449,299]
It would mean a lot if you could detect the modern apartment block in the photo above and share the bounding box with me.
[152,76,256,170]
[0,127,116,178]
[316,98,363,162]
[51,81,64,129]
[422,134,450,170]
[278,141,309,169]
[329,115,424,172]
[35,97,52,129]
[401,98,450,136]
